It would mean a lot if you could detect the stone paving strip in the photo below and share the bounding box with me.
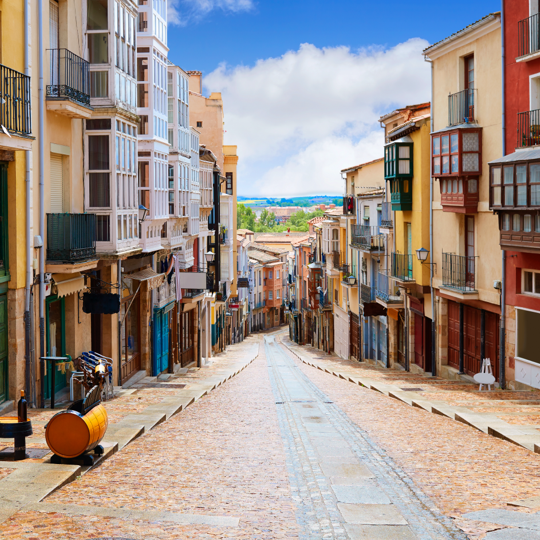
[266,334,467,539]
[283,337,540,455]
[0,336,260,529]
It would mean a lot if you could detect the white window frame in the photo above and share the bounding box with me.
[522,268,540,296]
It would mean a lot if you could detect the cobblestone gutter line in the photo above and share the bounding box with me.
[283,338,540,456]
[272,337,467,540]
[0,339,261,524]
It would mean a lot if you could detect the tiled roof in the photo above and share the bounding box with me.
[341,157,384,173]
[247,249,279,264]
[423,13,500,55]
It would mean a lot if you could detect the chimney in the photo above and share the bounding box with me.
[187,71,203,94]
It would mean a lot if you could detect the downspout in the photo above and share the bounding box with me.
[24,0,33,403]
[425,55,437,377]
[117,260,122,387]
[500,7,506,389]
[38,0,46,408]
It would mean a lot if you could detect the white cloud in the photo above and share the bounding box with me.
[204,39,432,197]
[168,0,254,26]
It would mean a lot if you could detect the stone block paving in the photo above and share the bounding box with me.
[282,335,540,539]
[0,335,300,540]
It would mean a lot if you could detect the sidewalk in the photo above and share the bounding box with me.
[283,335,540,456]
[0,335,260,520]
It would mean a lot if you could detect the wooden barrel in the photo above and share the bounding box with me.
[45,404,108,459]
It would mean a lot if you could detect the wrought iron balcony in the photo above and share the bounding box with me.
[0,63,31,136]
[301,298,311,311]
[375,272,402,303]
[442,253,477,292]
[381,202,393,228]
[331,251,348,272]
[448,88,476,126]
[517,109,540,148]
[351,225,385,252]
[47,49,90,107]
[360,283,374,304]
[518,12,540,58]
[46,213,96,263]
[391,252,414,282]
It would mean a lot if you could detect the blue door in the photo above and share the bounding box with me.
[161,311,169,373]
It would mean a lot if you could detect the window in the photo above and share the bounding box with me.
[269,271,273,279]
[226,172,233,195]
[277,270,280,279]
[269,290,273,300]
[277,290,280,299]
[504,166,514,206]
[197,121,202,127]
[332,228,339,252]
[363,206,370,221]
[523,270,540,295]
[87,0,107,30]
[492,167,502,206]
[88,33,108,64]
[513,214,521,231]
[517,308,540,364]
[90,71,108,98]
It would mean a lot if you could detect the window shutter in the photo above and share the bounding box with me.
[50,154,64,213]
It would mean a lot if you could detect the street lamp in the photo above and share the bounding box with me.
[205,251,215,263]
[138,204,149,224]
[416,247,430,264]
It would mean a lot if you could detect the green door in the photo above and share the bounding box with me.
[45,295,67,398]
[0,294,7,404]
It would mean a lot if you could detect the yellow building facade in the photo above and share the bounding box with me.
[425,14,503,382]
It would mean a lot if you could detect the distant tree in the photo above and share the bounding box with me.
[258,209,277,229]
[237,204,256,231]
[332,198,342,206]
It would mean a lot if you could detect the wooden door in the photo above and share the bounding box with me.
[397,317,405,367]
[350,313,360,361]
[485,311,500,381]
[414,313,424,369]
[463,305,481,376]
[466,216,475,288]
[121,294,141,385]
[448,301,460,370]
[0,295,7,404]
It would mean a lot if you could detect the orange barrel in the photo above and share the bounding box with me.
[45,404,108,459]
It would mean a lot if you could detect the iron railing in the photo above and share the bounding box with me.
[183,289,204,298]
[360,283,374,303]
[442,253,477,292]
[46,213,96,262]
[381,202,393,228]
[517,109,540,148]
[448,88,476,126]
[331,251,348,272]
[351,225,385,251]
[375,272,402,303]
[391,252,414,281]
[518,12,540,57]
[0,63,31,136]
[47,49,90,107]
[301,298,311,311]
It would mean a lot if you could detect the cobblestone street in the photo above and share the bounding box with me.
[2,331,540,539]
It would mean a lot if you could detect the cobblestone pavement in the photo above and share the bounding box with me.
[2,330,540,539]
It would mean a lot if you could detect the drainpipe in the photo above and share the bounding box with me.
[425,55,437,377]
[500,7,506,390]
[24,0,33,403]
[38,0,46,408]
[117,260,122,387]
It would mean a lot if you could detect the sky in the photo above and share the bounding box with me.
[167,0,501,198]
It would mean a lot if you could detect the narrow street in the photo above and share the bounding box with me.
[2,332,540,539]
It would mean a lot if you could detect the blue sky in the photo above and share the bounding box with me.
[167,0,501,197]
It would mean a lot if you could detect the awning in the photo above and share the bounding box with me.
[489,147,540,165]
[124,268,164,291]
[53,273,86,298]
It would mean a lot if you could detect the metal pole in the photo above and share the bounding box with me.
[24,0,33,404]
[38,0,45,409]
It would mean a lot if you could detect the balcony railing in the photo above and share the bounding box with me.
[375,272,402,303]
[183,289,204,298]
[0,63,31,136]
[381,202,393,228]
[360,283,374,303]
[448,88,476,126]
[442,253,477,292]
[391,253,414,282]
[46,213,96,263]
[351,225,385,251]
[301,298,311,311]
[47,49,90,107]
[331,251,348,273]
[517,109,540,148]
[318,292,332,310]
[518,13,540,58]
